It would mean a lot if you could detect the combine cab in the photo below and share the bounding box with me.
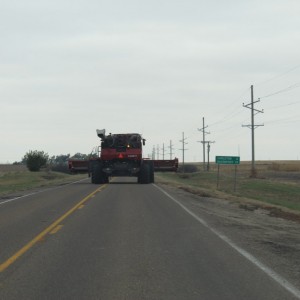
[68,129,178,184]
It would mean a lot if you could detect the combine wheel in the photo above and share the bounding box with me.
[92,162,105,184]
[139,163,150,184]
[149,162,154,183]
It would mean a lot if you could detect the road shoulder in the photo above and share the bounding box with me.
[157,183,300,292]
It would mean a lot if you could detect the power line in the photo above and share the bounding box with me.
[267,100,300,110]
[255,64,300,86]
[214,119,247,137]
[210,87,250,128]
[259,82,300,99]
[209,108,245,128]
[266,114,300,125]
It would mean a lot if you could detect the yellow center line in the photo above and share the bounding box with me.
[49,225,63,235]
[0,184,107,272]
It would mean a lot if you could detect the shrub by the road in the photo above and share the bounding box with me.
[23,150,49,172]
[50,163,69,173]
[178,164,198,173]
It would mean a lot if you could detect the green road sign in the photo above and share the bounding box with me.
[215,156,240,165]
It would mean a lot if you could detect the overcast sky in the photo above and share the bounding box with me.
[1,0,300,163]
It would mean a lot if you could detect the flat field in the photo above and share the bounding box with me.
[0,164,86,197]
[1,161,300,217]
[156,160,300,218]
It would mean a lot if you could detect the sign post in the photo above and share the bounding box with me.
[215,156,240,191]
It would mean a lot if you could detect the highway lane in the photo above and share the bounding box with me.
[0,178,98,266]
[0,177,299,299]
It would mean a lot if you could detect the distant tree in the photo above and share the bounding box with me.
[71,153,89,160]
[23,150,49,172]
[48,154,71,173]
[49,154,71,165]
[46,152,96,173]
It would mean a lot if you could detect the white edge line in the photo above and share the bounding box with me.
[0,178,88,206]
[153,184,300,299]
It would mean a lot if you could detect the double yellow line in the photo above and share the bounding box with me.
[0,185,107,273]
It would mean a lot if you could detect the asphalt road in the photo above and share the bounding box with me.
[0,177,299,300]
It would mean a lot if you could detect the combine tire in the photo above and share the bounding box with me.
[91,162,105,184]
[149,162,154,183]
[139,164,150,184]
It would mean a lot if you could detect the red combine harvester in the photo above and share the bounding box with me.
[68,129,178,184]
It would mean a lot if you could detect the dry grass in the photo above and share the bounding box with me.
[0,164,86,196]
[194,160,300,173]
[0,164,27,173]
[157,160,300,214]
[184,161,300,183]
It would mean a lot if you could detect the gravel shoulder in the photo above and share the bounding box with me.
[158,182,300,292]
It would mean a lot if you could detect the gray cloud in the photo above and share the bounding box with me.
[1,0,300,162]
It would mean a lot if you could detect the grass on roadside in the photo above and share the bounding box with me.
[237,180,300,211]
[156,172,300,212]
[0,170,87,196]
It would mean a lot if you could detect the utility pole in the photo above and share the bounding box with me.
[179,132,188,172]
[206,141,215,172]
[168,140,174,159]
[242,85,264,177]
[198,117,210,171]
[162,143,167,160]
[156,144,160,160]
[200,140,215,171]
[152,146,156,160]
